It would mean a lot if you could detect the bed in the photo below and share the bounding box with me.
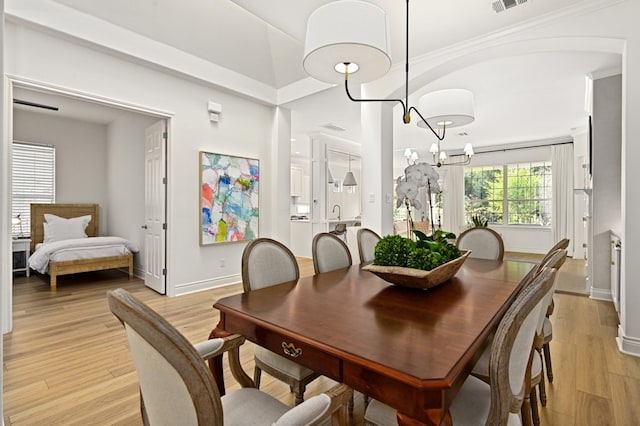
[29,203,135,291]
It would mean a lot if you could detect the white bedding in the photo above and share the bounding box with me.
[28,237,139,274]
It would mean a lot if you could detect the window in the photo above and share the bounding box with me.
[12,142,56,237]
[464,161,551,226]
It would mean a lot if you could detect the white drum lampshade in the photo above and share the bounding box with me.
[303,0,392,84]
[417,89,475,129]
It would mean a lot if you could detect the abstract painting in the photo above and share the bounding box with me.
[200,151,259,245]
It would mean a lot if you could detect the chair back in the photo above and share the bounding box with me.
[312,232,352,274]
[487,267,557,424]
[107,288,223,425]
[456,227,505,260]
[333,223,347,234]
[357,228,381,264]
[242,238,300,292]
[537,248,567,274]
[548,238,570,254]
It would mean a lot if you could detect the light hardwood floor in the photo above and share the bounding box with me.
[4,258,640,425]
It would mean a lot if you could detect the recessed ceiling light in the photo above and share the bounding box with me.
[290,138,296,142]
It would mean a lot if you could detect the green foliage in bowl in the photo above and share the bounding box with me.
[374,230,461,271]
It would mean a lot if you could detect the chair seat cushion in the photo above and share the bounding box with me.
[364,376,520,426]
[255,346,316,380]
[450,375,521,426]
[222,388,289,425]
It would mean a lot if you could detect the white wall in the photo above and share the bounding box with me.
[4,23,277,296]
[13,109,109,232]
[106,113,159,274]
[590,74,622,298]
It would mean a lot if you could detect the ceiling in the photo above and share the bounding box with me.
[31,0,622,168]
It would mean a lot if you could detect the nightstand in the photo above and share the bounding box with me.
[12,238,31,277]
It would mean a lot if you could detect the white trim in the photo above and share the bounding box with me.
[589,287,613,301]
[9,76,175,119]
[617,325,640,358]
[589,67,623,80]
[2,77,13,334]
[174,274,241,297]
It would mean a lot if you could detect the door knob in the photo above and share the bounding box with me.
[141,225,148,229]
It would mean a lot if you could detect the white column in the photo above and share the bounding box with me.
[269,106,292,246]
[360,100,394,236]
[619,37,640,357]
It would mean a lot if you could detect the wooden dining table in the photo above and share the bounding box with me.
[209,258,535,425]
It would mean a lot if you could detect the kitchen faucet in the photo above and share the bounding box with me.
[332,204,341,220]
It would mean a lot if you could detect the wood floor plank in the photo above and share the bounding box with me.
[574,391,615,426]
[543,340,577,417]
[609,374,640,426]
[576,334,613,398]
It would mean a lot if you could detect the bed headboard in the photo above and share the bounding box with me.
[30,204,100,252]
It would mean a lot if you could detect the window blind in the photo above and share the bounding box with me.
[12,142,56,237]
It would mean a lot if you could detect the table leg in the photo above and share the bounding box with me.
[208,321,255,396]
[208,325,228,396]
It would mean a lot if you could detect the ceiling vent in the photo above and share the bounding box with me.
[492,0,527,13]
[320,122,347,132]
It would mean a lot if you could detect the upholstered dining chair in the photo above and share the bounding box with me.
[538,238,569,386]
[356,228,381,265]
[312,232,352,274]
[364,267,558,426]
[456,227,505,260]
[471,249,567,426]
[241,238,321,405]
[107,288,353,426]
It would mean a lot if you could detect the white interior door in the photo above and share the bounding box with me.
[144,120,167,294]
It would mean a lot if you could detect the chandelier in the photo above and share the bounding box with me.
[303,0,475,165]
[303,0,448,141]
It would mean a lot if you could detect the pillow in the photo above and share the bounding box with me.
[43,214,91,243]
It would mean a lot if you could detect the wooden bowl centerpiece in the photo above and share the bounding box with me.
[361,231,469,289]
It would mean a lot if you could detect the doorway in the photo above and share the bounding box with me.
[4,79,170,330]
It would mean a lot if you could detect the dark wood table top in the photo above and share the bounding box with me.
[212,258,534,425]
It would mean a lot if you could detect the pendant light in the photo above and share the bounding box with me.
[343,155,357,187]
[327,168,334,184]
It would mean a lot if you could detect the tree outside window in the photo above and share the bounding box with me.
[464,161,551,226]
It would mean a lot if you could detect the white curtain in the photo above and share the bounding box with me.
[442,166,465,235]
[551,144,574,255]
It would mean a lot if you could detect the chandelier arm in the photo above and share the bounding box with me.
[344,78,408,116]
[409,105,445,141]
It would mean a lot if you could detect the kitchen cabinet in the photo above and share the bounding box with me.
[290,221,312,257]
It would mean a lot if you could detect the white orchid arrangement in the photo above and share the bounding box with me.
[395,162,442,236]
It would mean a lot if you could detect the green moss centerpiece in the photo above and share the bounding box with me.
[362,230,470,289]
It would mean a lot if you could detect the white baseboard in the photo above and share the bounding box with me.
[589,287,612,301]
[173,273,241,296]
[617,325,640,358]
